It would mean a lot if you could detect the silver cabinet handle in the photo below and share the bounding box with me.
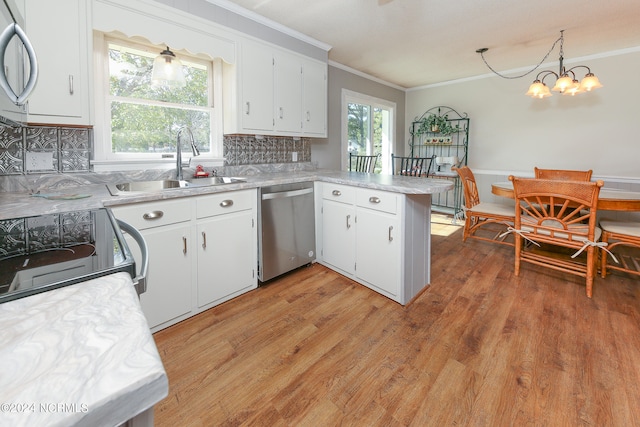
[142,210,164,220]
[306,111,310,122]
[220,199,234,208]
[346,214,351,229]
[369,196,381,204]
[69,75,74,95]
[201,231,207,249]
[245,101,250,115]
[388,225,394,242]
[183,236,187,255]
[332,190,341,196]
[279,107,284,119]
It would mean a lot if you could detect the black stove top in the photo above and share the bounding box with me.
[0,208,137,304]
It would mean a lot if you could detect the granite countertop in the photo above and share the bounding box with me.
[0,272,168,427]
[0,169,454,219]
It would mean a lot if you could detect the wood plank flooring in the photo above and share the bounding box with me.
[152,215,640,426]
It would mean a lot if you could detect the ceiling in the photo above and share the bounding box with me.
[215,0,640,89]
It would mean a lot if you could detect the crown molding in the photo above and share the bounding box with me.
[329,60,406,92]
[205,0,331,52]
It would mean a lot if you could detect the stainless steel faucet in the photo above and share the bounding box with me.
[176,127,200,180]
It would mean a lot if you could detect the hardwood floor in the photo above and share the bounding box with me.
[152,215,640,426]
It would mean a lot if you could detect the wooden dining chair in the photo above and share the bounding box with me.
[349,153,379,173]
[391,154,434,177]
[454,166,515,245]
[534,167,593,181]
[510,176,604,298]
[599,220,640,279]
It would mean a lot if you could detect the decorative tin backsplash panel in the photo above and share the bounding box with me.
[0,126,24,175]
[223,135,311,166]
[0,125,92,175]
[0,211,94,258]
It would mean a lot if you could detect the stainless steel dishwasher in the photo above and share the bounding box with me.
[258,181,316,282]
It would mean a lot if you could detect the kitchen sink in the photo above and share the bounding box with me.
[106,177,246,195]
[184,176,246,186]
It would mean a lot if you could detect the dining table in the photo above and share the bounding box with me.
[491,181,640,211]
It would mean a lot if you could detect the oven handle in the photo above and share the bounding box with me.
[117,219,149,295]
[261,187,313,200]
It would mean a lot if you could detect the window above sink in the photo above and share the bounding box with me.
[92,32,225,171]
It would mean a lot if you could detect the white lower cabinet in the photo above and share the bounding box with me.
[318,182,431,304]
[111,189,257,332]
[321,198,356,275]
[195,190,257,309]
[134,223,193,329]
[355,207,401,298]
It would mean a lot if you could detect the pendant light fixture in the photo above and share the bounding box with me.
[151,46,185,88]
[476,31,602,99]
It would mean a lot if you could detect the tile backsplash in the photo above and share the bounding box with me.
[0,127,309,175]
[223,135,311,166]
[0,125,92,175]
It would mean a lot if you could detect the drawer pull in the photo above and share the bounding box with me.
[388,225,394,242]
[220,199,234,208]
[202,231,207,249]
[346,214,351,229]
[183,237,187,255]
[142,210,164,220]
[332,190,341,196]
[369,196,381,204]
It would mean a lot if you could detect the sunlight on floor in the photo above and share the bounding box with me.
[431,213,462,237]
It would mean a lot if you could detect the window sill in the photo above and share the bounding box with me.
[91,157,225,172]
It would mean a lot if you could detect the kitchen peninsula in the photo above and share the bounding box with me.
[0,169,452,326]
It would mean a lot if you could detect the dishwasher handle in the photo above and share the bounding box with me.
[117,219,149,296]
[261,187,313,200]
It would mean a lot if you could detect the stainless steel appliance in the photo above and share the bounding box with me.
[258,182,316,282]
[0,208,148,304]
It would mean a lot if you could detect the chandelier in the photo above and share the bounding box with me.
[476,30,603,99]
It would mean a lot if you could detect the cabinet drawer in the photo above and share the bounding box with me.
[111,199,192,230]
[322,183,356,204]
[356,189,398,214]
[196,189,255,219]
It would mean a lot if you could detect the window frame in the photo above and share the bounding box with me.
[92,32,224,171]
[341,89,395,174]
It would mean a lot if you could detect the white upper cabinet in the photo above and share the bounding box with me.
[239,41,274,132]
[224,38,327,137]
[273,50,302,134]
[24,0,90,125]
[301,57,327,136]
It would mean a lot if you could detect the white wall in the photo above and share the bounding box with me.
[406,49,640,181]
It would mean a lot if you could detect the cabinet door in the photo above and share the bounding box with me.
[274,51,302,133]
[302,58,327,136]
[126,224,193,330]
[355,208,401,299]
[321,199,356,275]
[240,42,274,131]
[25,0,88,123]
[196,210,255,308]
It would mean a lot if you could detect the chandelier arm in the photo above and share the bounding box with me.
[478,35,563,80]
[565,65,592,75]
[537,70,558,84]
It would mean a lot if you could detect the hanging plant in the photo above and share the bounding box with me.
[417,114,460,136]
